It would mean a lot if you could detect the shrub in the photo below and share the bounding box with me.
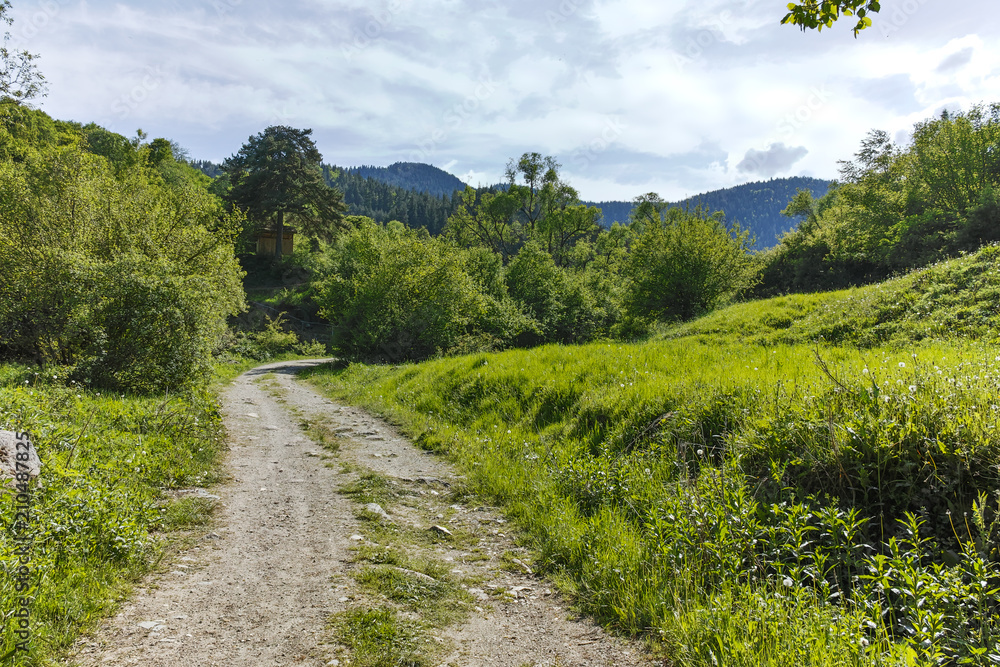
[315,221,530,360]
[624,207,758,322]
[0,136,245,392]
[505,241,609,344]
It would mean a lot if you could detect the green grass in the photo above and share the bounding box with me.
[298,419,344,452]
[335,466,476,663]
[303,247,1000,666]
[341,471,407,506]
[0,370,228,665]
[329,608,430,667]
[158,496,218,530]
[666,244,1000,348]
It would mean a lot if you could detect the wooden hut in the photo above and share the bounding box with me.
[255,228,295,256]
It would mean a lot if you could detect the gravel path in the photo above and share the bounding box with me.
[65,359,651,667]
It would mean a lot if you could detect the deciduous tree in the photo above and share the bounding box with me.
[0,1,47,103]
[782,0,881,36]
[624,205,758,321]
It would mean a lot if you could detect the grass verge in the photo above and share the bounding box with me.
[0,366,231,665]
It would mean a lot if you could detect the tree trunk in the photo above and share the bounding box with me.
[275,210,284,260]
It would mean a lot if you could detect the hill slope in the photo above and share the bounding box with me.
[666,243,1000,347]
[348,162,466,197]
[589,176,832,250]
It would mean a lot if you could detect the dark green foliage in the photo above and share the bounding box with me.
[0,105,245,392]
[189,159,222,178]
[325,164,460,235]
[759,104,1000,296]
[348,162,465,197]
[504,242,609,344]
[588,177,832,249]
[782,0,881,35]
[77,255,242,393]
[445,186,525,262]
[193,160,463,236]
[314,221,530,361]
[222,126,348,258]
[81,124,141,172]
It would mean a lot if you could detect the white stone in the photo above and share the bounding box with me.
[0,431,41,481]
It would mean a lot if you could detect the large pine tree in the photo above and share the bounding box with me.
[222,126,347,259]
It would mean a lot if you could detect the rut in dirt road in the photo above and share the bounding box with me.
[66,360,650,667]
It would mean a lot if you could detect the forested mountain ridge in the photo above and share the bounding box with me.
[348,162,466,197]
[193,157,827,246]
[191,160,461,234]
[588,176,833,250]
[322,165,460,234]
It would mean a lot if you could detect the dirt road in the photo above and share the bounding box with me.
[66,360,649,666]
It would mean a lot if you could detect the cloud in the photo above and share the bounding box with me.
[852,74,920,114]
[10,0,1000,203]
[936,46,975,73]
[736,143,808,177]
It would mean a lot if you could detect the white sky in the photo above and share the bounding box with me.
[9,0,999,201]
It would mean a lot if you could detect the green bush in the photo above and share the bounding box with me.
[315,221,530,360]
[624,207,758,322]
[75,255,241,393]
[0,129,245,392]
[505,241,610,344]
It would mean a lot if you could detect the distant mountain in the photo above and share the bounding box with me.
[324,165,460,234]
[190,159,461,235]
[586,200,634,227]
[192,158,830,250]
[348,162,467,198]
[588,176,833,250]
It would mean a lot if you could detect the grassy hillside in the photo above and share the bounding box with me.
[304,246,1000,665]
[668,244,1000,348]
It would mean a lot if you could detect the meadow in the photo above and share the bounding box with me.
[305,247,1000,666]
